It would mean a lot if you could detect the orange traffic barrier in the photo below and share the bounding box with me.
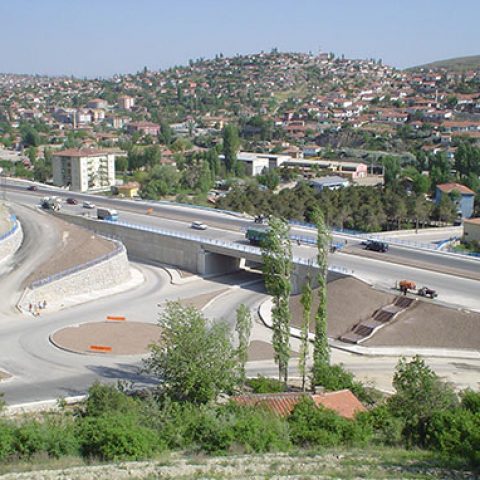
[146,208,153,215]
[106,315,126,321]
[89,345,112,352]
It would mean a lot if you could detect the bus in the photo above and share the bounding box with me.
[97,208,119,221]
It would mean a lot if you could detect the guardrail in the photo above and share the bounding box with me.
[0,215,19,243]
[30,240,125,289]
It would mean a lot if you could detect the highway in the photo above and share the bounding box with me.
[0,180,479,405]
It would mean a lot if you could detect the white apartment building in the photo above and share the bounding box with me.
[52,149,118,192]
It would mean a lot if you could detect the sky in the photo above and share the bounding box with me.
[1,0,479,78]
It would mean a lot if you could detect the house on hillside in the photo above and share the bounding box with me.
[232,390,366,419]
[309,175,350,192]
[435,182,475,219]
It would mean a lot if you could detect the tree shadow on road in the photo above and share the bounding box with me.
[85,363,158,386]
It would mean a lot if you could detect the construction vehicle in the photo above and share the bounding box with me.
[398,279,416,295]
[41,196,61,212]
[417,286,438,299]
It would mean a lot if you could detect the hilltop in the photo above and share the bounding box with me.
[409,54,480,72]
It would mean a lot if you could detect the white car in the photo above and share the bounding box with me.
[83,201,96,209]
[191,221,207,230]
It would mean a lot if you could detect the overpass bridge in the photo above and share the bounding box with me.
[54,213,341,293]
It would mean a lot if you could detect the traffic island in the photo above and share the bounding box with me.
[50,321,161,355]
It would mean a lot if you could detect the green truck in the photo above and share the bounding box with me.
[245,225,270,245]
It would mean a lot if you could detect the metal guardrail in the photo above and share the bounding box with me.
[0,215,19,243]
[30,240,125,289]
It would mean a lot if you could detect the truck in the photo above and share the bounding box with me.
[41,196,61,211]
[245,225,270,245]
[97,207,119,221]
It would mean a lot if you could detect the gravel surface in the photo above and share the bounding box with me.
[290,277,396,338]
[51,321,161,355]
[364,301,480,349]
[23,214,116,286]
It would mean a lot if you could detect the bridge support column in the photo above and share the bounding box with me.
[197,249,242,276]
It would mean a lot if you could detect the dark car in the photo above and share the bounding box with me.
[27,185,38,191]
[365,240,389,252]
[66,197,78,205]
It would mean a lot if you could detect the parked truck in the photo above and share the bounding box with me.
[245,225,270,245]
[97,208,119,221]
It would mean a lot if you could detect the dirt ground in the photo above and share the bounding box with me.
[0,370,11,381]
[24,214,116,286]
[51,321,161,355]
[364,301,480,349]
[290,277,396,339]
[248,340,298,361]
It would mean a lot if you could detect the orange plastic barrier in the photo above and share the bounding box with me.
[146,208,153,215]
[106,316,126,321]
[89,345,112,352]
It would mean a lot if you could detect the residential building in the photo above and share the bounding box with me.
[127,121,160,136]
[117,181,140,198]
[309,175,350,192]
[232,390,366,419]
[52,148,118,192]
[435,182,475,219]
[118,95,135,110]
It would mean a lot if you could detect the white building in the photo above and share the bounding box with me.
[52,149,119,192]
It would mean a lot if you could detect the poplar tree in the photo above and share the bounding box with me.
[299,277,312,391]
[222,124,240,173]
[235,303,253,387]
[312,208,330,375]
[261,216,292,383]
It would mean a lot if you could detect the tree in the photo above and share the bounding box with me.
[312,208,330,376]
[299,277,312,391]
[261,216,292,383]
[143,301,238,404]
[235,304,253,387]
[382,156,401,187]
[222,124,240,173]
[388,356,458,446]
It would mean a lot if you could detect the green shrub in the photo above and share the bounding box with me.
[461,390,480,414]
[12,421,47,459]
[246,376,285,394]
[0,421,14,461]
[359,404,403,446]
[288,397,371,448]
[43,417,80,458]
[424,408,480,468]
[189,407,234,454]
[312,363,376,406]
[226,403,290,453]
[84,382,140,418]
[77,413,160,461]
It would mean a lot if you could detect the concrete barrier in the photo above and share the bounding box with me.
[0,214,23,264]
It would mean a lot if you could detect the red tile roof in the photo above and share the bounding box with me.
[232,390,366,419]
[437,182,475,195]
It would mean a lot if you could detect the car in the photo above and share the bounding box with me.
[191,221,207,230]
[82,201,96,209]
[365,240,389,252]
[66,197,78,205]
[27,185,38,191]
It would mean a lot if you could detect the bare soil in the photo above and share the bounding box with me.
[248,340,298,361]
[0,203,12,234]
[24,214,116,286]
[0,370,11,381]
[364,301,480,349]
[51,321,161,355]
[290,277,396,338]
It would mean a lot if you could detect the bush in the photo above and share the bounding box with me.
[246,376,285,394]
[360,404,403,446]
[84,382,140,418]
[77,413,160,461]
[43,417,80,458]
[12,421,47,459]
[312,363,377,406]
[424,408,480,467]
[0,421,14,461]
[461,390,480,414]
[288,397,371,448]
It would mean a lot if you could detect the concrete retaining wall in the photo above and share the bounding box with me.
[19,245,131,309]
[0,217,23,265]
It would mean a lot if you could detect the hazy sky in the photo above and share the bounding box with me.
[1,0,479,77]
